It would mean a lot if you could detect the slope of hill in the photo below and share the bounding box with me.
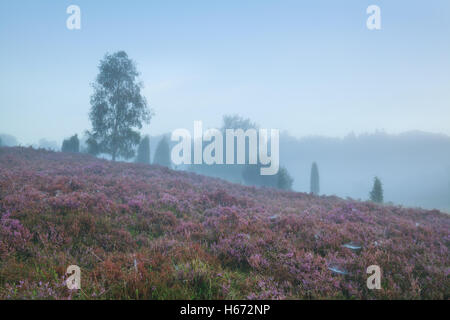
[0,147,448,299]
[180,130,450,212]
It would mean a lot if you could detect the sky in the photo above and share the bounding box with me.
[1,0,449,146]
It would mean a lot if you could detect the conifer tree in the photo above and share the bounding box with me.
[370,177,384,203]
[136,135,151,164]
[153,136,171,168]
[310,162,320,195]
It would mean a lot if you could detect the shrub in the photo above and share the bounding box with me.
[153,136,171,168]
[61,134,80,153]
[0,147,448,300]
[136,135,150,164]
[277,167,294,191]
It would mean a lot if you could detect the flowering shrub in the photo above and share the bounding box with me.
[0,211,32,258]
[0,147,448,299]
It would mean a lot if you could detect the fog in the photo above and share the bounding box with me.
[1,1,449,212]
[279,131,450,212]
[138,129,450,213]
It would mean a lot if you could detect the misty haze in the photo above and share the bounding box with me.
[0,0,448,302]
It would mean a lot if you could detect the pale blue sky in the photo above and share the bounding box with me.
[1,0,449,145]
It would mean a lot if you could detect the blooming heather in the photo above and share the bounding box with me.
[0,147,448,299]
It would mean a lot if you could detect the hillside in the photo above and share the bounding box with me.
[184,130,450,212]
[0,147,448,299]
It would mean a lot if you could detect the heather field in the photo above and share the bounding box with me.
[0,147,448,300]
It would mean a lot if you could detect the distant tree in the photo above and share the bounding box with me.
[0,137,2,147]
[370,177,384,203]
[86,51,152,161]
[277,167,294,191]
[0,134,18,147]
[86,137,100,156]
[136,135,151,164]
[224,115,260,185]
[224,115,293,190]
[153,136,171,168]
[222,114,258,132]
[242,165,293,191]
[310,162,320,195]
[61,134,80,153]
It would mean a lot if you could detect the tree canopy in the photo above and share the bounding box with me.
[86,51,152,161]
[61,134,80,153]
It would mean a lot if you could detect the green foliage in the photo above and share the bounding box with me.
[310,162,320,195]
[85,135,100,156]
[370,176,384,203]
[61,134,80,153]
[86,51,153,161]
[221,114,258,131]
[277,167,294,191]
[136,135,151,164]
[153,136,171,168]
[242,165,293,191]
[220,115,294,191]
[222,114,258,168]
